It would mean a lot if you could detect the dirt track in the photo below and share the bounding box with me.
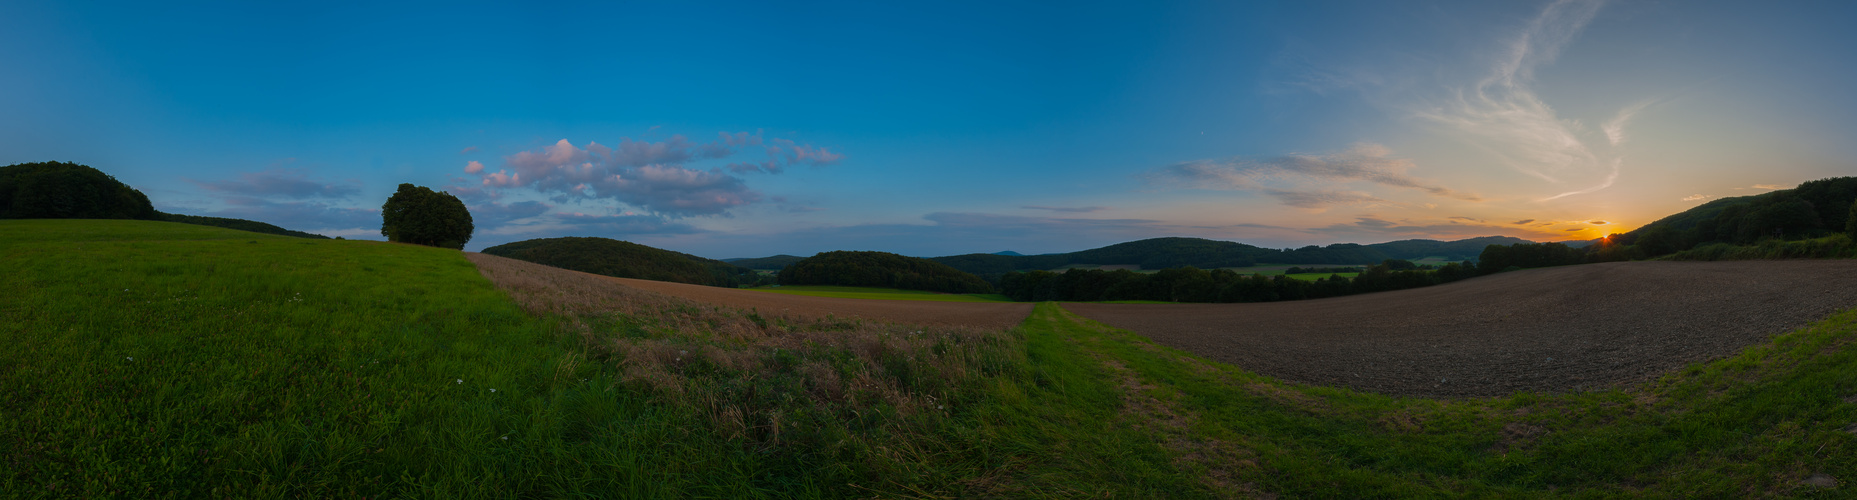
[600,277,1034,329]
[1063,260,1857,398]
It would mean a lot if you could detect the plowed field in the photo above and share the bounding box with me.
[1063,260,1857,397]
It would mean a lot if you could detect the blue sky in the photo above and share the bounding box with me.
[5,1,1855,258]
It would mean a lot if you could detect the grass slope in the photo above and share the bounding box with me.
[1021,304,1857,497]
[5,219,1853,497]
[749,285,1012,302]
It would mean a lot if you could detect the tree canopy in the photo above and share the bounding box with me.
[0,161,157,220]
[380,183,473,249]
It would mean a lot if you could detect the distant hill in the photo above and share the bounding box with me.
[725,254,807,270]
[483,236,764,288]
[2,161,330,239]
[992,251,1024,256]
[778,250,993,294]
[930,235,1528,279]
[1610,177,1857,257]
[156,212,330,239]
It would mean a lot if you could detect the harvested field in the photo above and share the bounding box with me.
[466,252,1032,329]
[608,276,1033,328]
[1063,260,1857,398]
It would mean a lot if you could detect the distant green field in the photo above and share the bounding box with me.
[750,285,1012,302]
[1283,272,1359,281]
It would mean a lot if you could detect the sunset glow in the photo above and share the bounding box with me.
[4,0,1853,257]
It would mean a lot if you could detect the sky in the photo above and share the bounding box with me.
[4,0,1854,258]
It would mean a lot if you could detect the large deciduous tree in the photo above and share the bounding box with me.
[380,183,472,249]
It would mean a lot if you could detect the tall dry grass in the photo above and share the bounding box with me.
[466,253,1023,454]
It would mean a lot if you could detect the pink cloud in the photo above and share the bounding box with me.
[483,170,521,187]
[465,160,485,174]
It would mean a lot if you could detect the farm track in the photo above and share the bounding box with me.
[1063,260,1857,398]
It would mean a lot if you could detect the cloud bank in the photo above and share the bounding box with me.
[467,131,842,216]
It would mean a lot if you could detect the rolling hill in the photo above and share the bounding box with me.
[930,235,1528,278]
[482,236,765,287]
[722,254,806,270]
[1611,176,1857,257]
[2,161,331,238]
[777,250,994,294]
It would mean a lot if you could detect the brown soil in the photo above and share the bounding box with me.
[475,258,1034,329]
[1063,260,1857,398]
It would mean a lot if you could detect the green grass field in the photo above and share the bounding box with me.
[4,220,1853,497]
[748,285,1012,302]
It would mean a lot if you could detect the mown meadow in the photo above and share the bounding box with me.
[3,219,1854,497]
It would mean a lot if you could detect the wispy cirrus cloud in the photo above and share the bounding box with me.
[1410,0,1650,202]
[1022,205,1109,213]
[1149,143,1479,208]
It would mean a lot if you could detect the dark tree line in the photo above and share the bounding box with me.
[931,235,1528,284]
[1284,266,1364,275]
[157,213,329,239]
[1000,259,1479,303]
[1475,242,1588,274]
[779,251,994,294]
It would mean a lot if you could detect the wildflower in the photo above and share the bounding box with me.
[456,379,462,384]
[501,436,507,441]
[126,357,133,361]
[489,388,497,393]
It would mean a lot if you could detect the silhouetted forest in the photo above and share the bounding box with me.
[483,236,766,288]
[1001,259,1479,303]
[932,236,1528,283]
[778,251,994,294]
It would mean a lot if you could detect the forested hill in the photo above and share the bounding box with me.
[725,254,807,270]
[157,213,330,239]
[778,251,994,294]
[1608,177,1857,257]
[482,237,765,288]
[2,161,329,238]
[931,235,1531,277]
